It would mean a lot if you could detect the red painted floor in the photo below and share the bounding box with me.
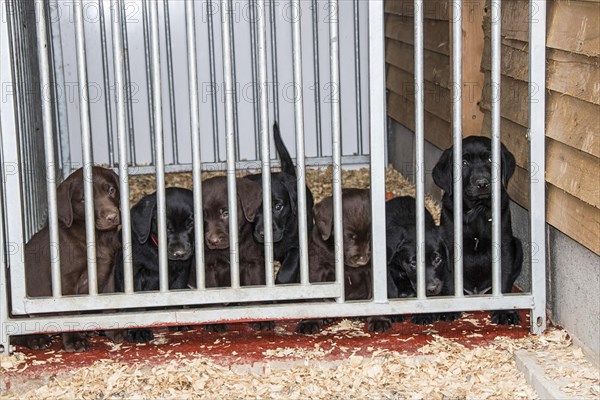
[3,310,532,382]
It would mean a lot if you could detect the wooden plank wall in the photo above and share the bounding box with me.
[385,0,599,255]
[479,0,600,255]
[385,0,486,151]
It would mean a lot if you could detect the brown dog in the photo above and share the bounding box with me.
[13,166,123,352]
[194,176,268,331]
[297,188,390,333]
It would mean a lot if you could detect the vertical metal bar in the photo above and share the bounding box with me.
[120,1,137,164]
[249,0,261,160]
[2,0,28,310]
[0,174,10,354]
[112,0,133,294]
[185,0,206,290]
[163,0,179,164]
[528,0,547,334]
[329,0,344,302]
[291,0,310,286]
[312,0,323,157]
[74,0,99,295]
[50,0,71,178]
[414,0,426,299]
[142,0,156,164]
[149,0,169,292]
[207,0,221,161]
[452,0,464,297]
[369,0,387,303]
[99,0,115,166]
[228,3,241,162]
[269,0,280,122]
[353,0,363,156]
[221,0,240,288]
[257,0,274,286]
[490,0,502,297]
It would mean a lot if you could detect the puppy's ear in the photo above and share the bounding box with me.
[432,147,454,194]
[386,227,407,264]
[500,143,516,186]
[107,168,121,191]
[313,196,333,241]
[237,178,262,222]
[131,194,156,244]
[436,228,452,272]
[56,179,74,227]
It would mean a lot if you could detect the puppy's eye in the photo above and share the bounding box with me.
[108,186,116,196]
[347,233,357,241]
[462,159,470,167]
[488,155,493,163]
[273,202,284,212]
[220,208,228,218]
[432,254,442,266]
[167,226,174,233]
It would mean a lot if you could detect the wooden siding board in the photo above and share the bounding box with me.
[387,91,452,150]
[482,40,600,105]
[387,65,452,123]
[386,39,451,89]
[480,74,600,158]
[385,14,450,56]
[385,0,450,21]
[485,0,600,56]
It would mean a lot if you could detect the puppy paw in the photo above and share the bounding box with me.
[411,313,440,325]
[168,325,192,332]
[62,333,89,353]
[390,315,406,323]
[439,312,461,322]
[491,310,520,325]
[367,317,392,333]
[127,328,154,343]
[204,323,228,333]
[104,329,127,344]
[295,319,325,334]
[249,321,275,331]
[11,334,53,350]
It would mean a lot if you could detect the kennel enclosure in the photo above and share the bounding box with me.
[0,0,547,354]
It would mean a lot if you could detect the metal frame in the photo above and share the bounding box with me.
[0,0,548,354]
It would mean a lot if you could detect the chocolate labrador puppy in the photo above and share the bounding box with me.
[432,136,523,325]
[197,176,267,332]
[13,166,123,352]
[385,196,454,324]
[246,122,314,284]
[114,187,195,342]
[297,189,390,333]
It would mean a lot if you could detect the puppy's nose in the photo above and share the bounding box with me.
[171,248,187,258]
[475,178,490,189]
[426,281,441,296]
[105,212,120,224]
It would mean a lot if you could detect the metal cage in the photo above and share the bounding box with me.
[0,0,547,354]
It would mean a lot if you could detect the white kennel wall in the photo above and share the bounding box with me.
[50,0,372,174]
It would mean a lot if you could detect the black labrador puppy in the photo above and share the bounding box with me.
[385,196,454,324]
[246,122,314,284]
[115,187,195,341]
[432,136,523,325]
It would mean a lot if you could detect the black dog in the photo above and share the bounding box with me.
[385,196,453,324]
[246,122,314,284]
[115,187,195,341]
[432,135,523,325]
